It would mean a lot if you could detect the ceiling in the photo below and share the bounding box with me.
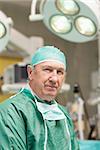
[0,0,80,63]
[0,0,99,45]
[0,0,99,63]
[0,0,39,36]
[0,0,55,41]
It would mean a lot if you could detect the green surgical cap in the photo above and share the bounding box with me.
[31,46,67,70]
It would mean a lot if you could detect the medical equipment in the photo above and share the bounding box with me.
[1,63,28,93]
[3,63,28,84]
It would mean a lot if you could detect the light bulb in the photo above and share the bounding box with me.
[56,0,79,15]
[50,15,72,33]
[75,16,96,36]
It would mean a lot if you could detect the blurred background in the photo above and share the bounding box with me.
[0,0,100,141]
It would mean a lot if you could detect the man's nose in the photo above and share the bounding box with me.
[49,71,58,82]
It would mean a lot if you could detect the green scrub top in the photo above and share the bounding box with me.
[0,88,79,150]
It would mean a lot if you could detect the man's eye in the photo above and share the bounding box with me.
[43,68,52,72]
[57,70,64,75]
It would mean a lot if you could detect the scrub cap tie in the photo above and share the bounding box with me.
[31,46,67,70]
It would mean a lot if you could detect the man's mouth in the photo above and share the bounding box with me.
[45,85,57,90]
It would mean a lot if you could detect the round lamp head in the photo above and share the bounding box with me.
[42,0,99,43]
[0,11,10,52]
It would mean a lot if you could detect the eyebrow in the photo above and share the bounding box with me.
[41,65,65,71]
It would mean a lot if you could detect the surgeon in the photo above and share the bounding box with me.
[0,46,79,150]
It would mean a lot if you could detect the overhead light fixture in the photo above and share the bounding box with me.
[29,0,100,43]
[0,11,13,52]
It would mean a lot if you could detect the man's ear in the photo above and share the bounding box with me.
[27,65,34,80]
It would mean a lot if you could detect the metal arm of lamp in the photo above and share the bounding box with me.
[29,0,44,21]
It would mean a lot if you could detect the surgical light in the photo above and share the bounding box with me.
[50,15,72,33]
[29,0,100,43]
[56,0,80,15]
[0,11,13,52]
[75,16,97,36]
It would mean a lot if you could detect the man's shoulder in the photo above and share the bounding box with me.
[0,91,23,106]
[0,90,35,111]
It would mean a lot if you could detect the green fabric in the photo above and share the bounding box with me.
[79,140,100,150]
[0,89,79,150]
[31,46,67,70]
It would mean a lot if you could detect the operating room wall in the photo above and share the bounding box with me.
[55,39,98,117]
[0,1,98,117]
[64,40,98,117]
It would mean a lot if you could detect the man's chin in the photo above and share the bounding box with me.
[47,94,56,101]
[44,93,57,101]
[41,89,58,101]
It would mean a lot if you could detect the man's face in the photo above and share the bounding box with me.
[27,61,66,101]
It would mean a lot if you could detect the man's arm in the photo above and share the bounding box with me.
[0,103,26,150]
[0,112,11,149]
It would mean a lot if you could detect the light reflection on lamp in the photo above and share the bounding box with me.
[50,15,72,33]
[75,16,97,36]
[0,21,6,38]
[56,0,80,15]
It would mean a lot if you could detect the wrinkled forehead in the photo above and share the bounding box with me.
[35,60,65,71]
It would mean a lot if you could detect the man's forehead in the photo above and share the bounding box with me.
[37,61,65,70]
